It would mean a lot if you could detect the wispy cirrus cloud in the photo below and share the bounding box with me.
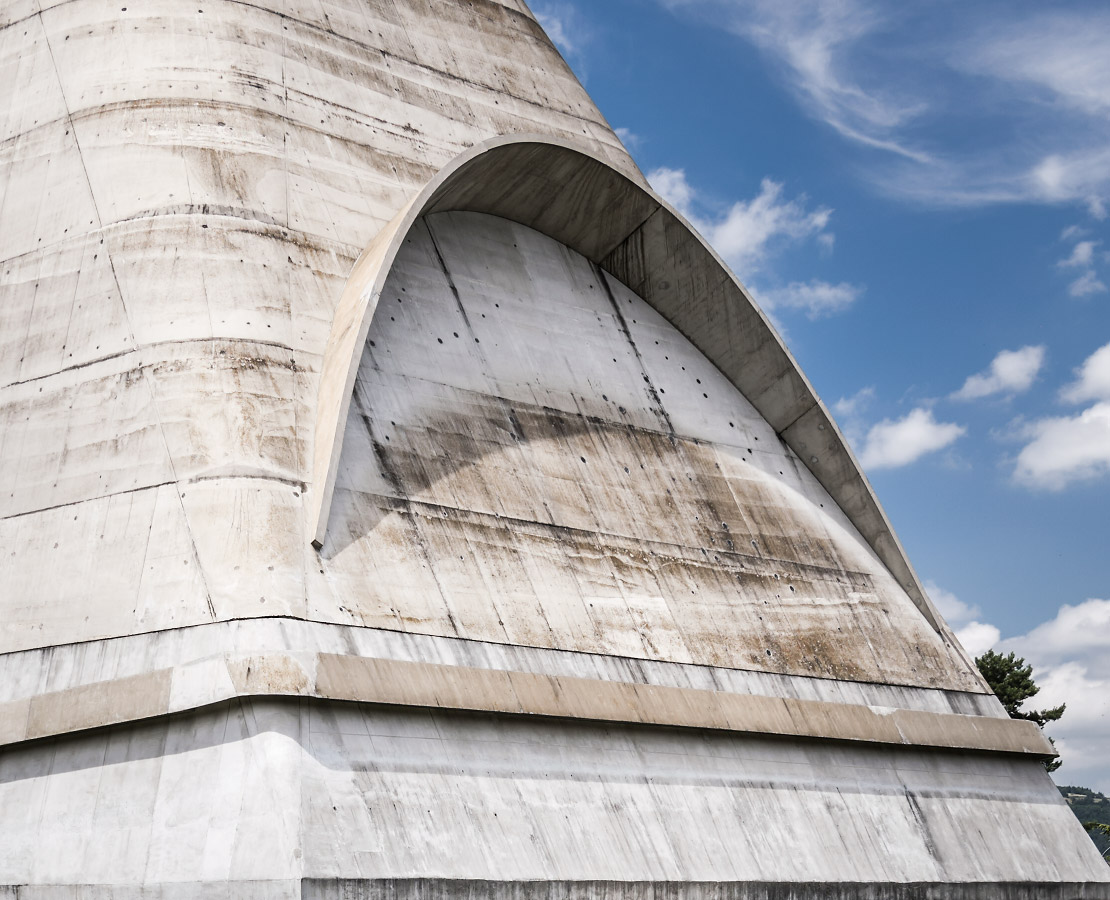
[661,0,927,161]
[659,1,1110,215]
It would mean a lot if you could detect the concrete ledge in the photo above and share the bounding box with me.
[0,651,1054,758]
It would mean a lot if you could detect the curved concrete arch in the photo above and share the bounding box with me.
[309,134,961,651]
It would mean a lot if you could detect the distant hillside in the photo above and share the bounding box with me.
[1059,784,1110,859]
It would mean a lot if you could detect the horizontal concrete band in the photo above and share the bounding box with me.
[3,884,1109,900]
[0,652,1052,757]
[302,880,1110,900]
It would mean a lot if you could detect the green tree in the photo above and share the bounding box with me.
[976,649,1065,772]
[1083,823,1110,864]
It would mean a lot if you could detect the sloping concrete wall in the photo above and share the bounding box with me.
[0,0,633,655]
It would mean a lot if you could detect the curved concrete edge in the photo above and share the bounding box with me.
[0,650,1054,758]
[307,134,975,675]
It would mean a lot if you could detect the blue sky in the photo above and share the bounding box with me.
[533,0,1110,792]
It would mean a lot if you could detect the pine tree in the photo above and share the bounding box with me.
[976,649,1065,772]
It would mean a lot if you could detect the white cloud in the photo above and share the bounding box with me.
[648,166,696,218]
[1068,269,1107,297]
[1013,401,1110,489]
[1005,599,1110,661]
[1058,240,1098,268]
[956,621,1001,658]
[1013,343,1110,488]
[834,385,875,419]
[660,2,1110,213]
[952,345,1045,401]
[647,168,833,274]
[923,579,979,625]
[999,599,1110,791]
[660,0,927,161]
[1060,342,1110,404]
[923,580,999,656]
[756,280,862,319]
[967,15,1110,118]
[1060,225,1089,242]
[614,127,640,150]
[858,407,966,470]
[532,2,585,58]
[702,178,831,273]
[940,597,1110,790]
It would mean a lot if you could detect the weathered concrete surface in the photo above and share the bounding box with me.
[2,0,1109,894]
[0,0,634,656]
[0,699,1106,892]
[307,137,955,652]
[0,645,1055,754]
[323,210,976,690]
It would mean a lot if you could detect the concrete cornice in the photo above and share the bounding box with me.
[0,648,1052,758]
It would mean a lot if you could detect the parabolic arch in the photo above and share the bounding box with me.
[310,134,958,649]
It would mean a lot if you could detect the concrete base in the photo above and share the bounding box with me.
[3,882,1110,900]
[305,880,1110,900]
[2,697,1107,894]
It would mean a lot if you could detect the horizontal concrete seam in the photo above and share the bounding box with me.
[1,336,308,391]
[0,473,302,523]
[0,616,996,700]
[0,212,358,270]
[367,491,883,588]
[0,0,617,134]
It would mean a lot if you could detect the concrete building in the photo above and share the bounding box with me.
[0,1,1107,896]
